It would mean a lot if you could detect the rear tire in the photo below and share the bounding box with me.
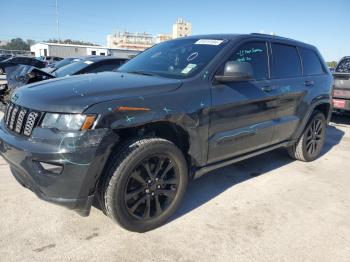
[100,137,188,232]
[288,111,326,162]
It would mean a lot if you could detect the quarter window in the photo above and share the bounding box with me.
[299,47,325,75]
[229,42,269,80]
[271,43,301,78]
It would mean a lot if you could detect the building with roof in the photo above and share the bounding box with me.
[30,42,139,59]
[107,18,192,51]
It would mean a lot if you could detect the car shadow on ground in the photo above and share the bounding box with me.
[169,124,345,222]
[331,112,350,126]
[92,124,345,223]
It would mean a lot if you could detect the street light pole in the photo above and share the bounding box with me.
[55,0,61,43]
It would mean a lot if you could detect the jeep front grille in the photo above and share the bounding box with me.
[4,103,41,136]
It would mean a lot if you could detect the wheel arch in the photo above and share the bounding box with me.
[291,99,332,142]
[115,121,192,166]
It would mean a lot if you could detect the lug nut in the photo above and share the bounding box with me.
[151,192,155,196]
[157,185,161,189]
[148,180,152,184]
[145,189,150,194]
[155,178,159,181]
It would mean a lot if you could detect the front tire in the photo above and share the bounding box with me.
[288,111,326,162]
[101,137,188,232]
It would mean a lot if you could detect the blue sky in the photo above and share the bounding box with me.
[1,0,349,61]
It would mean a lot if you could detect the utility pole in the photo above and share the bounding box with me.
[55,0,61,43]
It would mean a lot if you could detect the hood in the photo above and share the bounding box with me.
[13,72,182,113]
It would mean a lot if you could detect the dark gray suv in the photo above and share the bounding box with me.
[0,34,333,232]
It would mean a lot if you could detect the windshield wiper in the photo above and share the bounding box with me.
[126,70,158,77]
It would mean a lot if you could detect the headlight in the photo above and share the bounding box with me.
[41,113,97,131]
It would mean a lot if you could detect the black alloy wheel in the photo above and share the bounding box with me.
[125,155,179,220]
[305,118,325,157]
[100,137,188,232]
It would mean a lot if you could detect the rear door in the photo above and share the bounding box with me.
[208,40,279,164]
[268,42,305,143]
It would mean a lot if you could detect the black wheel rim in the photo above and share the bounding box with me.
[306,118,324,156]
[124,155,179,220]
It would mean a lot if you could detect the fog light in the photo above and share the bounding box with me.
[37,161,63,175]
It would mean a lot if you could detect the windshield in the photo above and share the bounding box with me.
[118,38,228,79]
[53,60,92,77]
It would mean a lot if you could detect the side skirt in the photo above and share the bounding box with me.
[192,141,290,180]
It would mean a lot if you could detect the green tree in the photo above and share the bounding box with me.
[326,61,337,68]
[2,38,30,51]
[46,39,99,46]
[26,39,36,47]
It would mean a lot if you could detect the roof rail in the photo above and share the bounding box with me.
[250,33,277,37]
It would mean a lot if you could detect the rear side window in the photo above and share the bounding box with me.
[335,57,350,73]
[299,48,325,75]
[271,43,301,78]
[229,41,269,80]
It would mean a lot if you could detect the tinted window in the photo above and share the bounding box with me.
[86,61,121,73]
[53,58,78,69]
[53,60,91,77]
[229,41,269,80]
[272,43,301,78]
[335,57,350,73]
[299,48,324,75]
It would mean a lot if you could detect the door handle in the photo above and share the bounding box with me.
[304,80,314,87]
[262,85,273,92]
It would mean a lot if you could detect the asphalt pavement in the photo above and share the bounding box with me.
[0,112,350,262]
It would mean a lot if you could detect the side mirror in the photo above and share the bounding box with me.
[215,61,253,82]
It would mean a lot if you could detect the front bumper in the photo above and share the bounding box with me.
[0,120,118,216]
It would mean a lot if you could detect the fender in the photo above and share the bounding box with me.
[84,85,211,168]
[290,97,332,144]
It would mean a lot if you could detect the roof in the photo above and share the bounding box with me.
[32,42,107,49]
[182,33,315,49]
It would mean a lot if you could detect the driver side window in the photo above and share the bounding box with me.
[226,41,269,80]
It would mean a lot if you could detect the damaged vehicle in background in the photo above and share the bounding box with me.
[0,56,46,75]
[0,56,127,105]
[0,34,333,232]
[0,54,14,73]
[332,56,350,112]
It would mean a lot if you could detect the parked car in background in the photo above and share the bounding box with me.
[52,56,127,77]
[0,56,45,75]
[0,54,13,61]
[0,34,333,232]
[37,56,63,67]
[0,56,128,104]
[332,56,350,112]
[42,57,82,73]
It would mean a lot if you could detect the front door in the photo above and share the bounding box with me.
[208,41,279,164]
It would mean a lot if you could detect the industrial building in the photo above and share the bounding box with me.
[30,42,139,59]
